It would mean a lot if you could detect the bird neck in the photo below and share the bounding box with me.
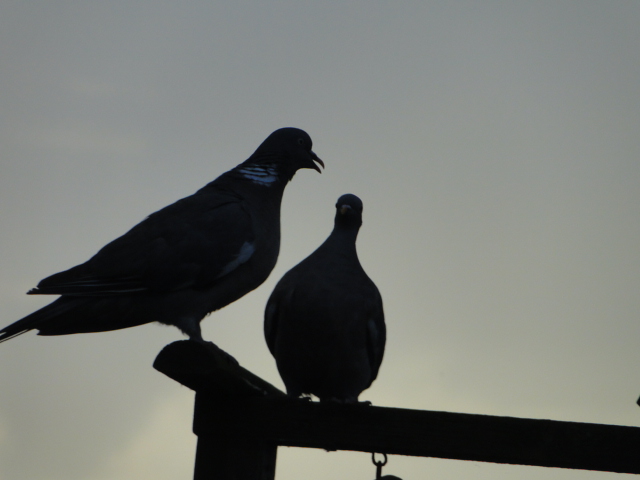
[227,157,297,187]
[322,227,360,260]
[234,163,280,186]
[202,160,286,193]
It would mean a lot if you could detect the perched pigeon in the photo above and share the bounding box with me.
[264,194,385,402]
[0,128,323,343]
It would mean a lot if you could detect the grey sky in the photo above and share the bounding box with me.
[1,2,639,479]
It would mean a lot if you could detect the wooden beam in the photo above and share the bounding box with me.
[193,394,640,474]
[153,340,284,397]
[154,341,640,475]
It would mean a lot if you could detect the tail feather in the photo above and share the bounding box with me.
[0,297,82,343]
[0,295,155,342]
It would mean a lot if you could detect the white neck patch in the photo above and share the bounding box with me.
[238,164,279,185]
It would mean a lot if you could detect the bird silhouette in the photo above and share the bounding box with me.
[1,128,323,343]
[265,194,385,402]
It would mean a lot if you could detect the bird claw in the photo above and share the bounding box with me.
[320,397,372,405]
[282,393,312,402]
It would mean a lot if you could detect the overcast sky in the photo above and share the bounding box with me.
[1,2,639,479]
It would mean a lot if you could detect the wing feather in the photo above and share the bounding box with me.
[31,190,254,296]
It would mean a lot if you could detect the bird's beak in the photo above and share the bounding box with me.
[340,204,352,215]
[309,151,324,173]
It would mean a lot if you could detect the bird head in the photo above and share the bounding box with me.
[335,193,363,229]
[249,128,324,180]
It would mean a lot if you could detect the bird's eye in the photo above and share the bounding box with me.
[297,138,305,146]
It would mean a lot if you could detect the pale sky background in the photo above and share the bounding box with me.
[1,2,639,479]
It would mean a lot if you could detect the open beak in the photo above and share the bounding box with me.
[309,151,324,173]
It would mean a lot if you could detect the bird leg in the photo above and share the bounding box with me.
[177,317,239,366]
[176,317,205,342]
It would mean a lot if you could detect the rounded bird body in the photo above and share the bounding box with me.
[0,128,323,343]
[265,194,385,403]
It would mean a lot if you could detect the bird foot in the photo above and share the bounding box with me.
[281,393,312,402]
[320,397,371,405]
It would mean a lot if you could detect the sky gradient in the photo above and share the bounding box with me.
[1,2,639,479]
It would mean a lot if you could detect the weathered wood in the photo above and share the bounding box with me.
[153,340,284,397]
[154,341,640,476]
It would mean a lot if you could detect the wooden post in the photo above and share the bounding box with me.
[153,341,284,480]
[154,341,640,478]
[193,393,277,480]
